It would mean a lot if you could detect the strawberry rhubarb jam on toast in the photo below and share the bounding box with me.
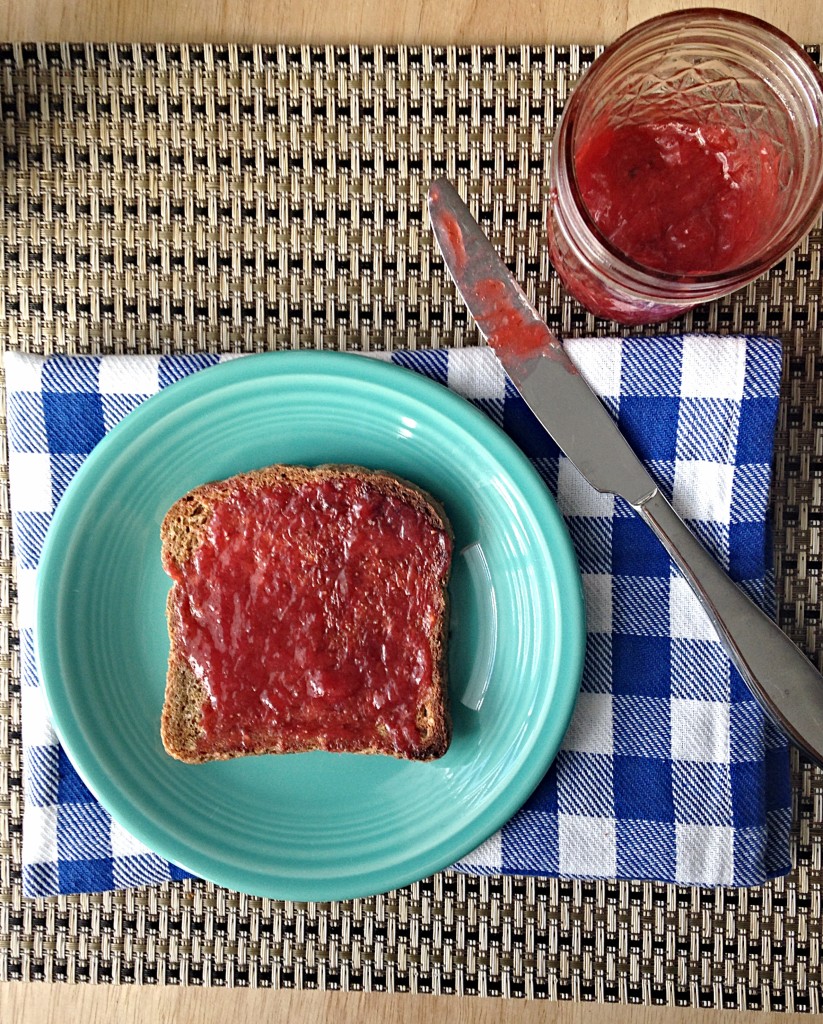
[160,464,453,763]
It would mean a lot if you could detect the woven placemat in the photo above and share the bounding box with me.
[0,41,822,1009]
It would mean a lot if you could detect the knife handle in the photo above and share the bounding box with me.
[635,488,823,765]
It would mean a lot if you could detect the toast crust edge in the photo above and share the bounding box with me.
[160,464,453,764]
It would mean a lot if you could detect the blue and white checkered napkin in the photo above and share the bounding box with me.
[6,336,791,897]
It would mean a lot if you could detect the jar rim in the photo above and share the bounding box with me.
[594,7,822,66]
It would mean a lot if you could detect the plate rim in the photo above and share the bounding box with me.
[35,350,587,899]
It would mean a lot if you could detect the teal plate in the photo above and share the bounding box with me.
[36,351,586,901]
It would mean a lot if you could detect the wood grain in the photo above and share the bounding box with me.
[0,984,816,1024]
[0,0,816,46]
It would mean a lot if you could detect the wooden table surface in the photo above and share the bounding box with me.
[0,0,815,46]
[0,0,818,1021]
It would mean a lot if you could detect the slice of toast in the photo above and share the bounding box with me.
[160,464,453,763]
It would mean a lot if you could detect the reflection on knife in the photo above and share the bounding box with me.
[428,176,823,766]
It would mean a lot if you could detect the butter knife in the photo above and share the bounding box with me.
[428,176,823,765]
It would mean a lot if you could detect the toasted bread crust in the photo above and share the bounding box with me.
[160,464,452,764]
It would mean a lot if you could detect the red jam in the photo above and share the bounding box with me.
[168,476,452,758]
[574,120,781,276]
[471,277,554,362]
[430,199,560,367]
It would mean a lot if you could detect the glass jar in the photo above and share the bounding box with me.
[547,9,823,324]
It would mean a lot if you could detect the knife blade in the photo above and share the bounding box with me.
[428,175,823,765]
